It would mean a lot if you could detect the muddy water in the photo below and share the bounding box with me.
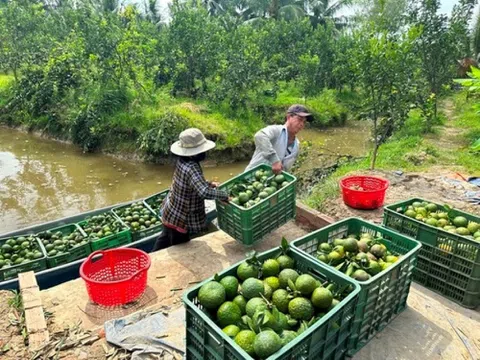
[298,121,370,170]
[0,123,370,233]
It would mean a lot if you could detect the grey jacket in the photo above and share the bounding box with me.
[245,125,300,172]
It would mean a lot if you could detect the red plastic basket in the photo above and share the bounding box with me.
[80,248,151,306]
[340,175,389,210]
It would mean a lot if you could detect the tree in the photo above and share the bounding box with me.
[409,0,456,131]
[307,0,352,29]
[449,0,477,59]
[353,0,408,33]
[0,0,48,81]
[352,23,418,169]
[211,24,266,108]
[473,8,480,59]
[167,4,225,96]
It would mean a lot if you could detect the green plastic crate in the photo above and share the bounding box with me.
[37,223,92,268]
[143,189,169,215]
[383,197,480,308]
[112,201,163,241]
[291,217,421,355]
[183,247,360,360]
[216,164,297,245]
[78,212,132,251]
[0,234,47,281]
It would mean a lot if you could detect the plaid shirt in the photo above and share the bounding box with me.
[161,158,228,234]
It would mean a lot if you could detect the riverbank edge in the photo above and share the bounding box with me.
[1,123,255,165]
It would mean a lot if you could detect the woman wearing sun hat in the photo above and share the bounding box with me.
[152,128,229,251]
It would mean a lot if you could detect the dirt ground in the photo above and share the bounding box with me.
[0,290,29,359]
[321,168,480,223]
[354,283,480,360]
[0,221,310,360]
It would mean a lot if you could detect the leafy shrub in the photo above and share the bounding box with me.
[71,87,129,152]
[138,111,188,159]
[71,107,103,152]
[308,90,348,127]
[454,67,480,151]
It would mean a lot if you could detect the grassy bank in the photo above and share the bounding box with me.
[0,75,352,161]
[303,94,480,211]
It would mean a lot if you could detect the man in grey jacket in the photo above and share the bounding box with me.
[246,104,312,174]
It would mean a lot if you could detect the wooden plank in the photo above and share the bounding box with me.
[18,271,38,289]
[296,201,334,229]
[25,306,47,333]
[22,286,42,309]
[18,270,51,351]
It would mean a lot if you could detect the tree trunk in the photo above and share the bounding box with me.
[13,65,18,83]
[371,141,379,170]
[370,113,378,170]
[269,0,279,19]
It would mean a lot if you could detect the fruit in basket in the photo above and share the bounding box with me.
[468,222,480,234]
[288,297,315,321]
[37,228,87,257]
[370,244,386,258]
[196,242,352,359]
[198,281,226,310]
[253,331,282,359]
[114,202,160,232]
[246,297,268,318]
[453,216,468,228]
[316,232,400,280]
[233,295,247,315]
[217,301,242,327]
[398,202,480,239]
[280,330,298,346]
[0,235,43,269]
[223,324,241,338]
[235,330,256,356]
[352,269,371,281]
[278,268,300,289]
[311,287,333,309]
[220,276,239,300]
[295,274,318,296]
[80,213,127,241]
[145,192,168,214]
[228,169,290,209]
[343,237,359,253]
[242,278,265,299]
[237,261,259,281]
[276,254,294,270]
[272,289,290,313]
[262,259,280,277]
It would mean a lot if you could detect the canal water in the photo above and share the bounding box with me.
[0,123,370,233]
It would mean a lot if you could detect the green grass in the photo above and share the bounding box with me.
[171,104,262,148]
[0,74,13,89]
[7,290,22,310]
[257,85,350,126]
[103,97,263,151]
[0,74,14,107]
[452,93,480,144]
